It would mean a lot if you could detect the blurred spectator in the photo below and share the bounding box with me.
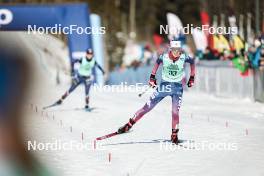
[122,40,142,69]
[203,47,217,60]
[231,49,249,76]
[142,44,153,65]
[0,36,51,176]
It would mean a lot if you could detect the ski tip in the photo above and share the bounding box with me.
[43,105,53,110]
[95,137,104,141]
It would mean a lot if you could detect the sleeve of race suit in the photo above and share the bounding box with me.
[151,55,163,76]
[73,58,82,64]
[71,59,82,76]
[95,61,105,75]
[185,55,195,76]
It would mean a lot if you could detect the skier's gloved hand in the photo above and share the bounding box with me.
[149,74,157,88]
[187,75,195,87]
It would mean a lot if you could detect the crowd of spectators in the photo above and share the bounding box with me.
[196,35,264,76]
[118,34,264,77]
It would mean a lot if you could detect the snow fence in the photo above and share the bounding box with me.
[108,61,264,102]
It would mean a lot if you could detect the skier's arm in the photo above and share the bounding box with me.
[151,55,162,76]
[71,59,82,76]
[185,56,195,87]
[73,58,82,64]
[95,61,105,75]
[149,57,162,87]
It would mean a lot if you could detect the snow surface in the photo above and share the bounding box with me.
[25,84,264,176]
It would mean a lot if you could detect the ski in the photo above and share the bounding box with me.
[84,107,96,112]
[96,131,119,140]
[96,130,133,141]
[43,101,61,110]
[73,107,96,112]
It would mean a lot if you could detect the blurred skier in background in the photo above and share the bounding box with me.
[118,40,195,144]
[46,49,105,111]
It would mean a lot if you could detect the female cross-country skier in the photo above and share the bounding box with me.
[48,48,105,110]
[118,40,195,144]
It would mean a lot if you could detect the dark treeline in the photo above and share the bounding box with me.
[1,0,263,68]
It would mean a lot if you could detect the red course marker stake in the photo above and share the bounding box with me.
[94,140,96,150]
[108,153,111,163]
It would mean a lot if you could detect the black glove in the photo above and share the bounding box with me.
[149,74,157,88]
[187,75,195,87]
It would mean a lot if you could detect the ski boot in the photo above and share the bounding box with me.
[84,104,91,111]
[55,99,63,105]
[171,129,179,144]
[118,118,135,134]
[43,98,63,109]
[84,97,90,111]
[54,92,67,106]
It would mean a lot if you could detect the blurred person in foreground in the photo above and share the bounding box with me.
[117,40,195,144]
[0,41,50,176]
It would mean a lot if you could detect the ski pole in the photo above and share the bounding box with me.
[138,86,152,97]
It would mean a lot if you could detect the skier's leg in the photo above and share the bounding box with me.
[118,89,165,133]
[84,81,92,108]
[171,94,182,129]
[56,78,81,104]
[133,91,164,122]
[171,89,183,144]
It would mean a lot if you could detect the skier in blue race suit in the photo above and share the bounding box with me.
[52,49,105,110]
[118,40,195,144]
